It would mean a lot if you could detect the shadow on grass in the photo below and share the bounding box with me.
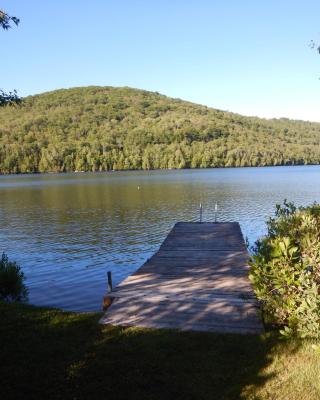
[0,302,301,400]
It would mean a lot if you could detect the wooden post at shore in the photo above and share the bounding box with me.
[107,271,113,292]
[103,271,114,310]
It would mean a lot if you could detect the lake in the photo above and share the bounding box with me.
[1,166,320,311]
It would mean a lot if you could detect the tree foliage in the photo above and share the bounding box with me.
[0,86,320,173]
[0,89,21,106]
[0,9,19,30]
[1,8,21,107]
[310,40,320,54]
[249,201,320,338]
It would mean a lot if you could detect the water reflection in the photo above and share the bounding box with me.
[0,166,320,311]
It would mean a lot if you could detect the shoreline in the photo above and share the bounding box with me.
[0,163,320,177]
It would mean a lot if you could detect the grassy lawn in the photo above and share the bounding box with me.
[1,302,319,400]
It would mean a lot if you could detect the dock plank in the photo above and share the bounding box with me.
[100,222,263,334]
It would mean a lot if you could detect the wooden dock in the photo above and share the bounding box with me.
[100,222,263,334]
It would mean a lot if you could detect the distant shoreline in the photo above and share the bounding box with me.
[0,163,320,177]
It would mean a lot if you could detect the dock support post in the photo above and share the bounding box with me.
[199,203,203,223]
[214,203,218,223]
[107,271,113,292]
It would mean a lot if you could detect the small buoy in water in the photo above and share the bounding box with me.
[137,186,140,190]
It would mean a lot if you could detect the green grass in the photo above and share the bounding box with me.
[1,302,319,400]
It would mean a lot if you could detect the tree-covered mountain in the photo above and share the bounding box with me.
[0,86,320,173]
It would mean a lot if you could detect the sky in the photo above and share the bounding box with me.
[1,0,320,122]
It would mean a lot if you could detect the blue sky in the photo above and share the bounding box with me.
[1,0,320,121]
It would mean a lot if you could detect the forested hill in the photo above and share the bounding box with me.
[0,86,320,173]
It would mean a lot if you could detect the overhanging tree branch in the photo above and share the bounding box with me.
[0,89,21,106]
[0,9,19,29]
[1,8,21,106]
[310,40,320,54]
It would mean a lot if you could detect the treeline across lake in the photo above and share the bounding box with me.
[0,86,320,173]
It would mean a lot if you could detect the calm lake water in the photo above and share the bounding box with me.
[1,166,320,311]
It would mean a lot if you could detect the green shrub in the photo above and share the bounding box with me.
[0,253,28,302]
[249,200,320,338]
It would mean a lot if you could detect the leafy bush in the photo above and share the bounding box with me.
[0,253,28,302]
[249,200,320,338]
